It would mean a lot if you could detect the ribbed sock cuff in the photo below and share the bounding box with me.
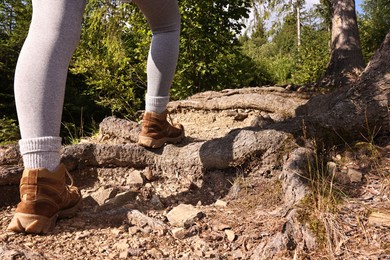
[145,94,169,114]
[19,136,62,171]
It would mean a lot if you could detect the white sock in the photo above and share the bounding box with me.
[145,94,169,114]
[19,136,62,172]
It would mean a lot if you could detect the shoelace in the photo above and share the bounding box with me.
[167,111,175,125]
[65,168,75,187]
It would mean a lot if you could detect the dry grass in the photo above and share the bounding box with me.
[297,124,390,258]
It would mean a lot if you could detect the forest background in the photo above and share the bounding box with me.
[0,0,389,144]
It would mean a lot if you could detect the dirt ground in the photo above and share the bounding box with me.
[1,100,390,259]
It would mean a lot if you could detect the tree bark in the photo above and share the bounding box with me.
[322,0,365,87]
[301,30,390,141]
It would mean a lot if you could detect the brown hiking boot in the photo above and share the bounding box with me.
[138,110,185,148]
[7,164,82,234]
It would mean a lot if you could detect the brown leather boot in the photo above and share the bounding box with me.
[138,110,185,148]
[7,164,82,234]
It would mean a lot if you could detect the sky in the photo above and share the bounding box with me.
[356,0,364,14]
[306,0,364,13]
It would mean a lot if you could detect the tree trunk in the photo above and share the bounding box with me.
[301,30,390,142]
[322,0,365,87]
[296,2,301,48]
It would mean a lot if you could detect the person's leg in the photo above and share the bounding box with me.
[14,0,85,171]
[8,0,85,234]
[133,0,181,114]
[134,0,185,148]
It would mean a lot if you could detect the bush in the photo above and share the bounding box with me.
[291,29,329,84]
[0,117,19,144]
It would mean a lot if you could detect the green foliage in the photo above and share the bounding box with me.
[62,73,110,143]
[268,53,295,83]
[291,28,330,84]
[172,0,254,98]
[241,14,297,84]
[359,0,390,62]
[242,5,330,85]
[317,0,332,29]
[70,0,256,109]
[0,116,19,144]
[272,13,297,54]
[61,116,100,145]
[0,0,32,120]
[70,1,146,118]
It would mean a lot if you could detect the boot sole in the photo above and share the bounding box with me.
[7,212,57,234]
[138,132,185,149]
[7,198,82,234]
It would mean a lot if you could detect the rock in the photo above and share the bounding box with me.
[115,240,129,253]
[0,144,20,165]
[0,248,23,260]
[127,210,168,233]
[128,226,140,235]
[205,250,218,258]
[150,194,164,208]
[74,231,91,240]
[192,238,208,257]
[110,228,122,236]
[166,204,204,228]
[127,170,144,186]
[280,148,312,207]
[225,110,248,120]
[143,167,153,181]
[104,191,137,207]
[328,161,351,184]
[347,167,363,183]
[0,233,8,242]
[250,114,274,128]
[0,245,45,260]
[234,113,248,121]
[334,172,351,185]
[215,199,227,207]
[99,116,140,143]
[1,201,19,220]
[334,154,342,161]
[327,161,337,175]
[141,226,152,234]
[225,229,236,242]
[368,212,390,227]
[232,249,244,259]
[128,248,142,257]
[214,223,231,231]
[252,209,316,259]
[148,247,164,259]
[301,225,317,251]
[147,248,163,258]
[119,250,128,259]
[0,166,22,186]
[90,187,118,206]
[172,227,187,239]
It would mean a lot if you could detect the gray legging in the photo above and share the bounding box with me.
[15,0,180,139]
